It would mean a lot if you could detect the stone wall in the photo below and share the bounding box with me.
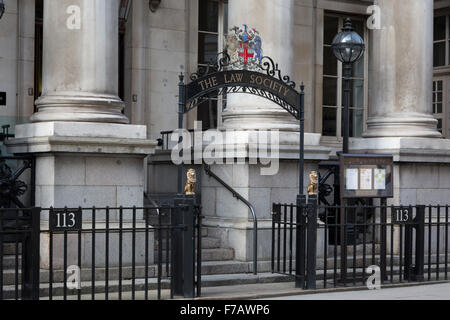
[0,0,35,134]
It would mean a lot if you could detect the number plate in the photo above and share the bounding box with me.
[50,209,82,231]
[392,207,411,224]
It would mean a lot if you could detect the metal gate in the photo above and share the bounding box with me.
[0,202,202,300]
[272,197,450,289]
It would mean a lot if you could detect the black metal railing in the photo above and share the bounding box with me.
[272,201,450,290]
[0,204,202,300]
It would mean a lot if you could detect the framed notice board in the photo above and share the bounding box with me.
[339,154,394,199]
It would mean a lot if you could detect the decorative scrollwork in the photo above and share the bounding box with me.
[189,52,296,89]
[0,159,30,208]
[260,56,296,88]
[190,52,232,81]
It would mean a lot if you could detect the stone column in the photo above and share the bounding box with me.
[222,0,298,131]
[31,0,128,124]
[363,0,441,138]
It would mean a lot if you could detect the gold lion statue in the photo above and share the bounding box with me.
[307,171,318,195]
[184,169,197,195]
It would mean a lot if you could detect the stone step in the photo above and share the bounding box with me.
[2,243,22,255]
[1,241,230,270]
[156,237,221,251]
[4,265,450,300]
[1,273,294,300]
[1,260,273,286]
[156,248,234,263]
[2,255,21,270]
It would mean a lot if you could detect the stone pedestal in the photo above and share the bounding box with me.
[7,122,154,208]
[6,122,157,268]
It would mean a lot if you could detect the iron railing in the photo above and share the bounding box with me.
[272,201,450,290]
[0,205,202,300]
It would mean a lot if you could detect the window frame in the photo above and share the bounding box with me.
[320,13,369,142]
[433,77,447,137]
[434,13,450,69]
[196,0,228,130]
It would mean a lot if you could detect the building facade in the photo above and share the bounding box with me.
[1,0,450,263]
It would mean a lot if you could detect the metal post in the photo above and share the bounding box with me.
[299,85,305,196]
[306,195,318,289]
[178,74,185,195]
[380,198,387,282]
[404,206,413,281]
[414,205,425,282]
[22,207,40,300]
[183,198,195,298]
[295,195,307,288]
[343,63,351,154]
[339,200,347,284]
[172,196,185,296]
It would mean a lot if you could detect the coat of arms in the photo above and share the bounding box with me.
[226,25,263,71]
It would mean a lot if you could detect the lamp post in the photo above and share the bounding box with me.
[331,18,365,154]
[331,18,365,284]
[0,0,5,20]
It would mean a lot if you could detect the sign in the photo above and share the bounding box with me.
[340,154,394,199]
[49,208,82,231]
[392,207,412,224]
[0,92,6,106]
[185,70,298,109]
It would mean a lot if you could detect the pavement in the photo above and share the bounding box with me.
[42,278,450,300]
[263,282,450,300]
[196,280,450,300]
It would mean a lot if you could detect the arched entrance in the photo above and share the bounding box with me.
[176,52,306,198]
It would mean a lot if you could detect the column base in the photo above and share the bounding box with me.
[363,113,442,138]
[222,109,299,132]
[33,93,129,124]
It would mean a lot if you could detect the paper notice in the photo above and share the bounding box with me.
[360,169,373,190]
[345,168,359,190]
[374,168,386,190]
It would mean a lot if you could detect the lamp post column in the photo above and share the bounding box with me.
[343,63,351,154]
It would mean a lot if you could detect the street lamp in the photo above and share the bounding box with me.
[0,0,5,20]
[331,18,365,154]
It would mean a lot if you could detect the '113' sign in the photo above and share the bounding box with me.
[392,207,412,224]
[50,209,82,231]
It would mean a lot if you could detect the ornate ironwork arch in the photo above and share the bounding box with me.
[176,52,306,198]
[181,52,304,120]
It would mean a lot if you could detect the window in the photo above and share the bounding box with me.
[322,14,368,139]
[433,14,450,138]
[433,79,444,134]
[197,0,228,130]
[34,0,43,107]
[434,15,448,67]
